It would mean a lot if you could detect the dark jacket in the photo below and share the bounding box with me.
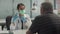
[29,13,60,34]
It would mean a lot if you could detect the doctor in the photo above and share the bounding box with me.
[11,3,32,30]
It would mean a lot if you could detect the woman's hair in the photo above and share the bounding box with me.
[17,3,25,10]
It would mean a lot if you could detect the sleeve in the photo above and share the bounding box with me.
[25,14,32,28]
[29,17,40,33]
[11,13,19,23]
[11,16,18,24]
[11,17,14,24]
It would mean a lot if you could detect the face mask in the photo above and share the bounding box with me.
[19,10,25,15]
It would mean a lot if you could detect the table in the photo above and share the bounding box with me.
[0,30,27,34]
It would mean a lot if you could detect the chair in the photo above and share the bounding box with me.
[6,16,12,30]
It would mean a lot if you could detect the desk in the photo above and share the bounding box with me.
[13,30,27,34]
[0,31,9,34]
[0,30,27,34]
[0,30,38,34]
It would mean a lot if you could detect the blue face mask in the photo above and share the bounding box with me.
[19,10,26,23]
[19,10,25,15]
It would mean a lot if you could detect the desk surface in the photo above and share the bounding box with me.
[0,30,27,34]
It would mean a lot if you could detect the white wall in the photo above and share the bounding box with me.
[0,0,13,19]
[49,0,54,9]
[32,0,45,18]
[49,0,58,15]
[0,0,30,19]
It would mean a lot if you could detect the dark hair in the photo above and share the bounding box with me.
[17,3,25,10]
[41,2,53,14]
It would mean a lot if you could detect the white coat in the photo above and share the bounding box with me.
[11,13,32,30]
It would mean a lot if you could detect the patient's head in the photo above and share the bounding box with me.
[41,2,53,15]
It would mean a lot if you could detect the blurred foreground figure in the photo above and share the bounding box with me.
[26,2,60,34]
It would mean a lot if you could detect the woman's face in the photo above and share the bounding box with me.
[18,5,25,16]
[19,5,25,10]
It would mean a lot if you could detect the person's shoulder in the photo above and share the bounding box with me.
[34,15,50,21]
[35,15,45,19]
[33,15,41,21]
[35,15,41,19]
